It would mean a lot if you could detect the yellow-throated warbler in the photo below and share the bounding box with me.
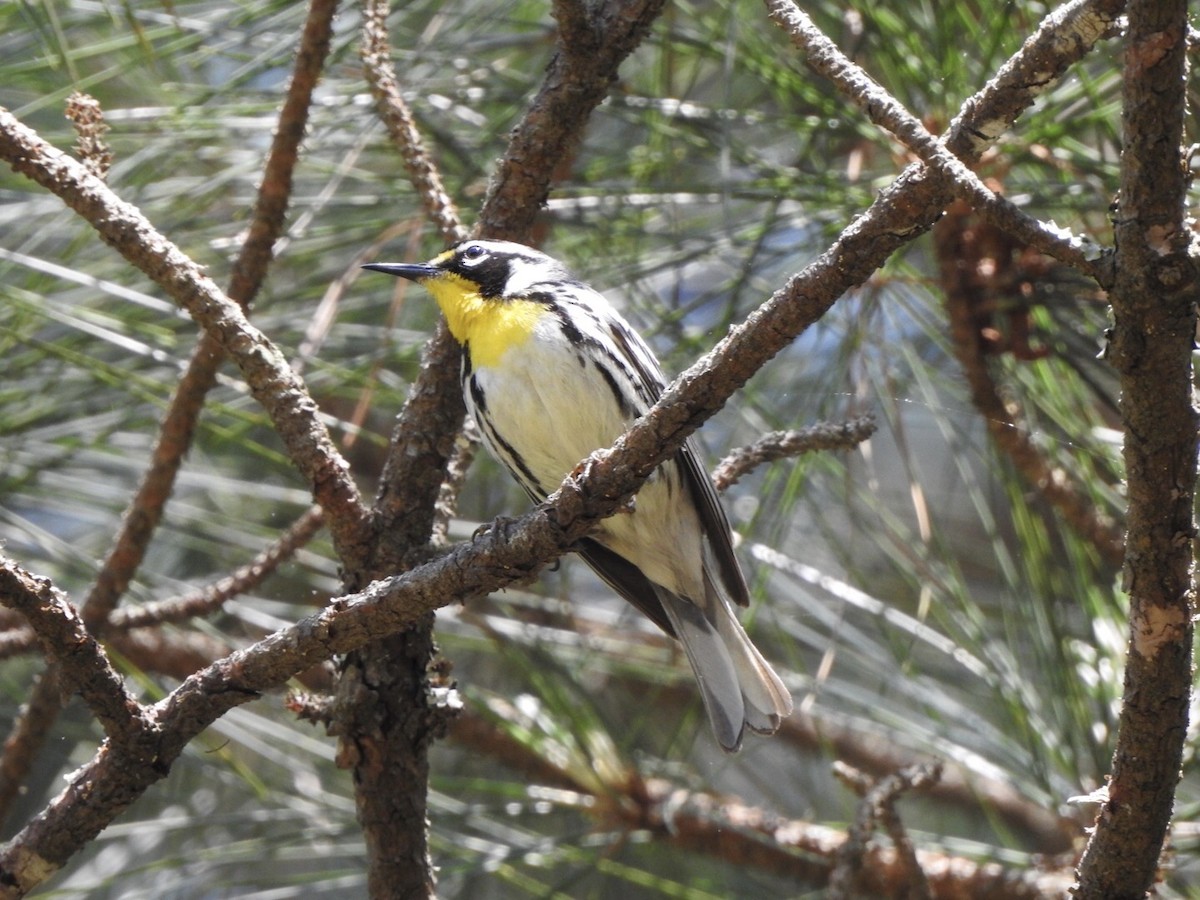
[365,240,792,751]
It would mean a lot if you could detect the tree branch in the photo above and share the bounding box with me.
[765,0,1112,287]
[0,105,372,568]
[0,562,147,746]
[475,0,670,241]
[0,4,343,832]
[360,0,467,246]
[712,415,877,492]
[1074,0,1197,894]
[84,0,342,629]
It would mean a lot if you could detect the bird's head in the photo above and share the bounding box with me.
[364,239,572,365]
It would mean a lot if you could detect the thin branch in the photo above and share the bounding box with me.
[360,0,467,245]
[475,0,670,241]
[0,105,372,567]
[431,424,481,547]
[632,773,1070,899]
[0,670,60,835]
[0,508,324,660]
[830,762,941,900]
[447,709,1067,897]
[359,0,470,571]
[111,506,326,630]
[764,0,1113,288]
[768,0,1128,564]
[935,207,1126,566]
[712,415,877,492]
[774,705,1075,853]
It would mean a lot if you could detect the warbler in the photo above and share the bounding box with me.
[364,240,792,752]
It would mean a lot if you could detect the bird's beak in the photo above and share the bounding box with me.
[361,262,441,282]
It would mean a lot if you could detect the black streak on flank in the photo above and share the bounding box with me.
[551,303,587,349]
[593,357,637,419]
[479,414,544,499]
[468,374,488,416]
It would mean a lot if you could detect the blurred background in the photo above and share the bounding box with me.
[1,0,1186,896]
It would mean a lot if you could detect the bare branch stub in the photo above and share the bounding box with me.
[64,92,112,181]
[712,415,877,492]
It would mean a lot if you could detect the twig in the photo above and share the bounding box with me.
[712,415,877,492]
[773,705,1075,852]
[360,0,467,245]
[830,761,942,900]
[0,508,324,661]
[635,771,1067,898]
[449,708,1070,897]
[475,0,670,241]
[764,0,1112,288]
[431,424,481,547]
[0,107,372,565]
[64,93,111,181]
[113,506,327,631]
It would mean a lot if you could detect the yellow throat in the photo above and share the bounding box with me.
[422,272,546,369]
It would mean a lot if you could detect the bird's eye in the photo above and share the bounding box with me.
[462,244,487,263]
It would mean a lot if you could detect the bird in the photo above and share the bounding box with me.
[364,239,792,752]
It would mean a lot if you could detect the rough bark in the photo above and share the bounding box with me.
[1073,0,1198,895]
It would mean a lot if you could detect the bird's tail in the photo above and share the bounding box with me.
[656,580,793,753]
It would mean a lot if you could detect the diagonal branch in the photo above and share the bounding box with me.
[84,0,342,628]
[361,0,467,246]
[0,561,148,744]
[765,0,1112,287]
[475,0,670,241]
[768,0,1126,564]
[0,105,372,568]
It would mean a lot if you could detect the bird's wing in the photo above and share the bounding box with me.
[603,317,751,608]
[576,538,676,636]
